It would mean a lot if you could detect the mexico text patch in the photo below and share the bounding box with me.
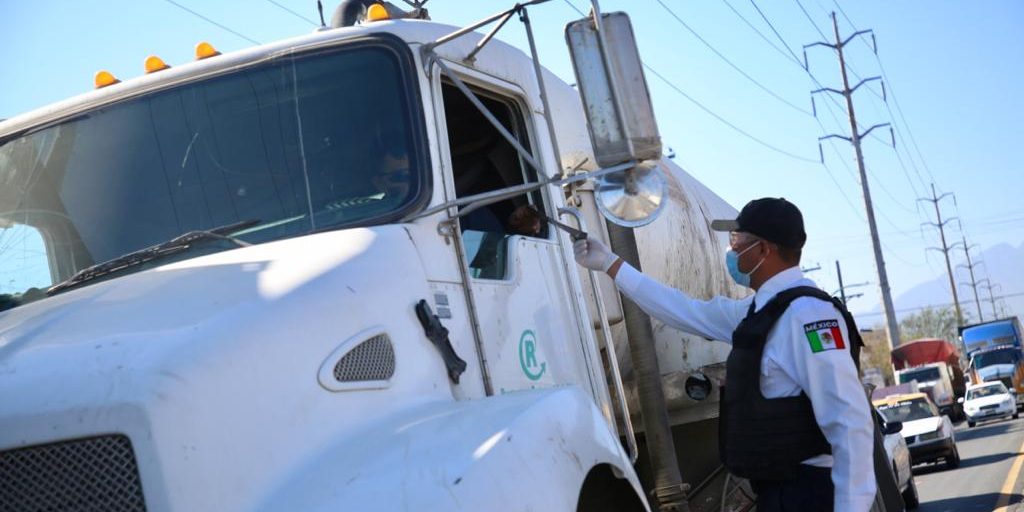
[803,319,845,353]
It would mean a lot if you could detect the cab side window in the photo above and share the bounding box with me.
[440,82,547,280]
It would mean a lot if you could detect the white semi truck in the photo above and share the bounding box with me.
[0,2,754,511]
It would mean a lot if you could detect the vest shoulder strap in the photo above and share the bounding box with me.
[760,286,864,370]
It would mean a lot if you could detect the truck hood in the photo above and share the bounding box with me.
[900,417,943,438]
[978,364,1016,380]
[0,226,455,511]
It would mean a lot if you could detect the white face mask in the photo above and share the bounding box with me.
[725,241,765,288]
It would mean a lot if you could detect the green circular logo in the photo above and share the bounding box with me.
[518,330,546,381]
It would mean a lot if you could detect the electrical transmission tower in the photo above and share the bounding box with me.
[956,235,984,322]
[918,183,963,326]
[804,13,899,350]
[977,279,1004,319]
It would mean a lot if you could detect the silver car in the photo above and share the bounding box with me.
[875,408,919,509]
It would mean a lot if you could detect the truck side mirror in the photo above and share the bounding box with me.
[566,12,661,168]
[566,12,667,228]
[957,397,965,404]
[882,420,904,436]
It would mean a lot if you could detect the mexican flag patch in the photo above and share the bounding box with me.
[804,319,845,353]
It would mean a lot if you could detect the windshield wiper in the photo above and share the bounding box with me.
[47,219,260,296]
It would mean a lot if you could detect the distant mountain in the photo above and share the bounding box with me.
[856,242,1023,328]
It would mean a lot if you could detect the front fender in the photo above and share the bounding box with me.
[256,386,646,511]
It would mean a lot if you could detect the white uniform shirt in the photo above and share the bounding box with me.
[615,264,876,512]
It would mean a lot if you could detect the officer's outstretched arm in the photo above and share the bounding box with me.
[783,298,876,512]
[612,261,748,342]
[573,237,747,341]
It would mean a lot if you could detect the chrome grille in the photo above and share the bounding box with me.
[333,334,396,382]
[0,434,146,512]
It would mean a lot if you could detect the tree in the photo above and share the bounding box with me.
[899,306,962,343]
[859,328,895,386]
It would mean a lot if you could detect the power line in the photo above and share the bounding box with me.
[747,0,803,65]
[642,65,819,163]
[719,0,803,68]
[161,0,261,45]
[710,0,880,214]
[800,3,929,212]
[865,165,918,215]
[806,2,885,106]
[829,1,937,186]
[794,0,828,41]
[652,0,813,115]
[561,0,819,164]
[264,0,319,26]
[855,290,1024,318]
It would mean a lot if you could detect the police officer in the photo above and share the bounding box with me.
[573,198,876,512]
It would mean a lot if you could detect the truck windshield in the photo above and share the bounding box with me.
[877,398,935,423]
[0,42,425,311]
[973,349,1020,369]
[898,367,941,384]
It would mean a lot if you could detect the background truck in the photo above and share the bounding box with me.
[960,318,1024,408]
[0,2,772,511]
[891,339,966,419]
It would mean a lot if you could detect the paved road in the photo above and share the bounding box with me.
[913,416,1024,511]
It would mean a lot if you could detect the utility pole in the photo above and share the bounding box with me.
[833,260,869,304]
[956,235,983,322]
[918,183,963,326]
[836,260,846,304]
[805,14,899,350]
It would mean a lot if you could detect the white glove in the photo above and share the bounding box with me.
[573,237,619,272]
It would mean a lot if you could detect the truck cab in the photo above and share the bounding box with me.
[891,339,966,419]
[968,346,1024,408]
[0,3,745,511]
[962,318,1024,408]
[895,363,958,418]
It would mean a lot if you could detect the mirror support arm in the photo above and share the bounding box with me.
[408,161,635,222]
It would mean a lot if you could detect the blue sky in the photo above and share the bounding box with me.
[2,0,1022,317]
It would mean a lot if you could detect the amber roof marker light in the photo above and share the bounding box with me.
[94,70,120,89]
[144,55,170,74]
[195,41,221,60]
[365,3,390,22]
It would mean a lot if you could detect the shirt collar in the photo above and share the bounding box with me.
[753,266,807,312]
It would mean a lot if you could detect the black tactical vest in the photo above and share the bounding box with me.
[718,286,862,481]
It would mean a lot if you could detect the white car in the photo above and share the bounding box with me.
[961,381,1019,428]
[875,393,960,469]
[874,408,919,509]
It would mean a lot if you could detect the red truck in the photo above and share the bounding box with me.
[891,339,967,420]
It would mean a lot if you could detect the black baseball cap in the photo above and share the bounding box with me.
[710,197,807,249]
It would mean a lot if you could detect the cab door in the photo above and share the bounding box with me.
[432,66,599,397]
